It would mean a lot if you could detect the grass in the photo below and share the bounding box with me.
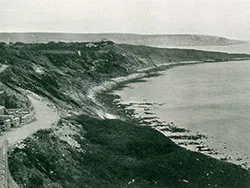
[3,41,250,188]
[8,115,250,188]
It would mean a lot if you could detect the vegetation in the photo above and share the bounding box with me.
[9,116,250,188]
[0,41,249,187]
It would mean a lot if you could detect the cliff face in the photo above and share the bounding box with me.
[1,42,249,114]
[0,42,250,188]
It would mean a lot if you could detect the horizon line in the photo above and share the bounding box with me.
[0,31,245,41]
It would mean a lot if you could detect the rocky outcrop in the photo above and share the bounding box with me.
[0,104,35,134]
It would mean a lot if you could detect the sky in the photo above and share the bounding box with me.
[0,0,250,40]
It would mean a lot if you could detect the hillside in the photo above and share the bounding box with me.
[0,33,245,46]
[0,41,250,188]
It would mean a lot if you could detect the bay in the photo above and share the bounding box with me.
[114,44,250,168]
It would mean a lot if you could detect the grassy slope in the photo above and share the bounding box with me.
[9,116,250,188]
[1,42,248,113]
[0,42,249,187]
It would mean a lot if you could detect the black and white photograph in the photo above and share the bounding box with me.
[0,0,250,187]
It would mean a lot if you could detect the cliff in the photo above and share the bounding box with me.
[0,41,249,188]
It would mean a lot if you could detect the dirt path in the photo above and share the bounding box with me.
[0,92,59,146]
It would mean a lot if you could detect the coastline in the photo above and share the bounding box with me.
[88,57,250,108]
[6,42,250,187]
[92,59,250,170]
[87,60,204,118]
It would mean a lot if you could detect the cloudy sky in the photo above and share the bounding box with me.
[1,0,250,40]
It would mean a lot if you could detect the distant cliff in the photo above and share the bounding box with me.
[0,33,245,46]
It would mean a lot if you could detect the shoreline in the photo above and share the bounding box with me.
[87,60,204,112]
[88,57,250,107]
[6,42,250,187]
[92,59,250,170]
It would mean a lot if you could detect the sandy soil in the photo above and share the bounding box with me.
[0,64,8,73]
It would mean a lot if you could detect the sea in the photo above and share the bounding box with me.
[113,43,250,169]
